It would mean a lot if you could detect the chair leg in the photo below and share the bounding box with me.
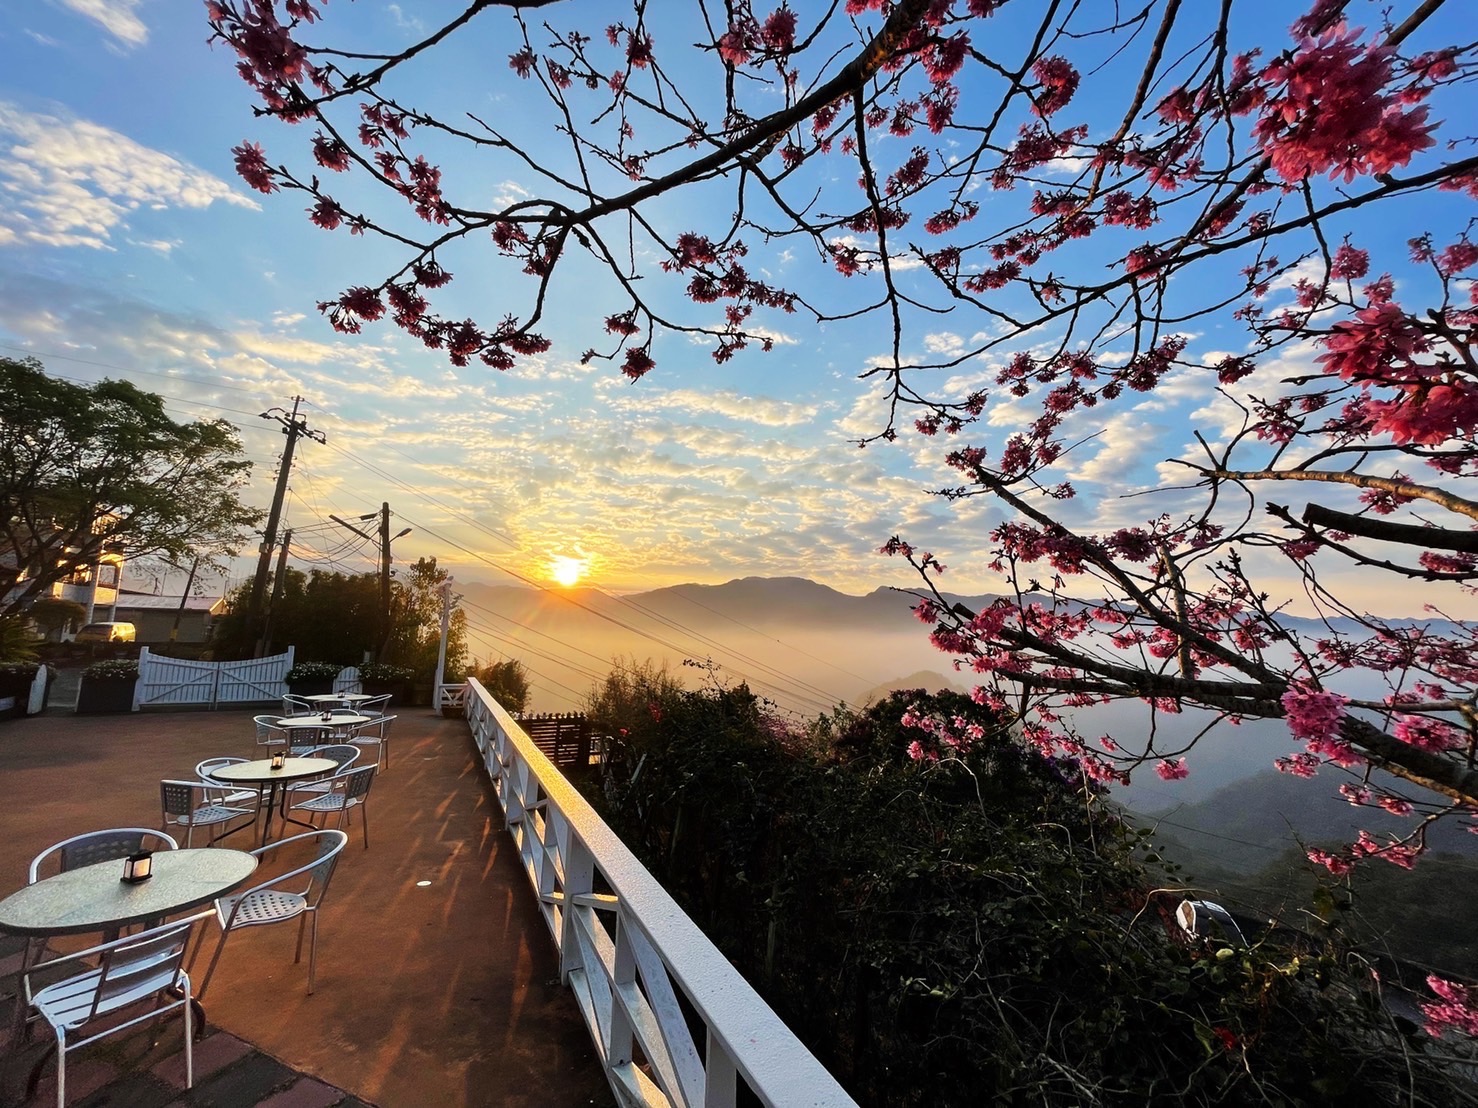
[196,931,230,1003]
[306,910,319,994]
[294,914,307,966]
[361,802,370,850]
[183,980,195,1089]
[54,1026,65,1108]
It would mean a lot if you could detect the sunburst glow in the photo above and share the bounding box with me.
[549,555,588,587]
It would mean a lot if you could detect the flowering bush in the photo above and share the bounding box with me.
[356,662,413,683]
[82,659,138,681]
[284,661,343,682]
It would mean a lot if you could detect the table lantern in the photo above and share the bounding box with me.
[271,750,286,770]
[122,851,152,884]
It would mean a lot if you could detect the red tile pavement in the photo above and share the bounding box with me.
[0,706,614,1107]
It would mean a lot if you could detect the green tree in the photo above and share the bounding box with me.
[27,597,87,641]
[0,358,260,618]
[476,658,531,713]
[382,557,467,679]
[214,568,379,662]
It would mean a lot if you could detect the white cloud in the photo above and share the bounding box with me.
[25,30,61,48]
[57,0,147,46]
[126,237,179,254]
[0,102,256,249]
[386,4,425,33]
[923,331,965,354]
[643,388,817,427]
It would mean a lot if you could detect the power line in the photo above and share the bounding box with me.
[124,381,861,715]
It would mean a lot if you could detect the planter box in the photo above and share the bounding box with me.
[286,678,336,698]
[0,668,42,721]
[76,676,137,715]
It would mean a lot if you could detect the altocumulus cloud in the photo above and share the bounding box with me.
[0,103,255,249]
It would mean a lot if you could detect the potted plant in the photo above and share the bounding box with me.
[284,660,344,698]
[76,659,139,715]
[0,662,44,720]
[358,662,414,705]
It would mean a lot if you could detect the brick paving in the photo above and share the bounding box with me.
[0,707,614,1107]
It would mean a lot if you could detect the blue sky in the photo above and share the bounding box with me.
[1,0,1472,625]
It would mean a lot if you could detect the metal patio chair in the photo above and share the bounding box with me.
[196,757,262,809]
[160,780,255,848]
[28,828,178,884]
[253,713,291,755]
[24,911,213,1108]
[282,764,377,849]
[194,829,349,1000]
[281,694,315,717]
[348,714,397,772]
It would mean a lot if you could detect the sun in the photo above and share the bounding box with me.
[549,555,588,587]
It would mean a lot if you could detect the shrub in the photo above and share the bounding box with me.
[284,661,343,682]
[476,658,531,713]
[357,662,413,683]
[590,683,1478,1107]
[83,659,138,681]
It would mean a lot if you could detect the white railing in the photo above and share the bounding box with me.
[333,666,363,694]
[463,678,857,1108]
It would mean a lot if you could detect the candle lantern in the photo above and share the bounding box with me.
[121,851,153,884]
[271,750,286,770]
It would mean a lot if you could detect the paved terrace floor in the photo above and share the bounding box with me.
[0,707,614,1108]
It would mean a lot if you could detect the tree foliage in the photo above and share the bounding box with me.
[476,657,531,713]
[0,358,260,619]
[593,679,1477,1106]
[215,556,467,675]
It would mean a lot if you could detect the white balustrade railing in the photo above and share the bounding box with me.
[463,678,857,1108]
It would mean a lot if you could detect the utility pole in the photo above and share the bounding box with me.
[245,397,323,656]
[260,529,292,656]
[329,503,410,663]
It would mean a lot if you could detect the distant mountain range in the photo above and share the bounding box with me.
[1138,770,1478,875]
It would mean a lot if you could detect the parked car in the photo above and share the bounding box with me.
[74,622,136,644]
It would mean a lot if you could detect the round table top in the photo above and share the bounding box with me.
[302,693,377,704]
[277,714,372,730]
[210,756,337,783]
[0,848,258,937]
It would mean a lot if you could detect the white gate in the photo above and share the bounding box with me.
[135,647,295,710]
[218,652,299,705]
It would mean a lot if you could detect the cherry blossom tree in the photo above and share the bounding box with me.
[208,0,1477,1034]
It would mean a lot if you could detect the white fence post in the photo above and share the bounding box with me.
[133,647,150,712]
[26,666,48,715]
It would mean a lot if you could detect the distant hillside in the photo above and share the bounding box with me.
[857,670,965,705]
[1138,770,1478,874]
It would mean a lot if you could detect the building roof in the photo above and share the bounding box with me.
[114,594,225,613]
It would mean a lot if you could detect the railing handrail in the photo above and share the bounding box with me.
[464,677,857,1108]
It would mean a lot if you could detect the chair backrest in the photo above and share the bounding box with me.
[248,830,349,908]
[197,757,247,780]
[281,694,314,717]
[29,828,178,883]
[160,779,209,820]
[340,764,377,802]
[300,744,359,773]
[254,714,289,739]
[359,694,393,716]
[77,913,206,1023]
[356,714,396,739]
